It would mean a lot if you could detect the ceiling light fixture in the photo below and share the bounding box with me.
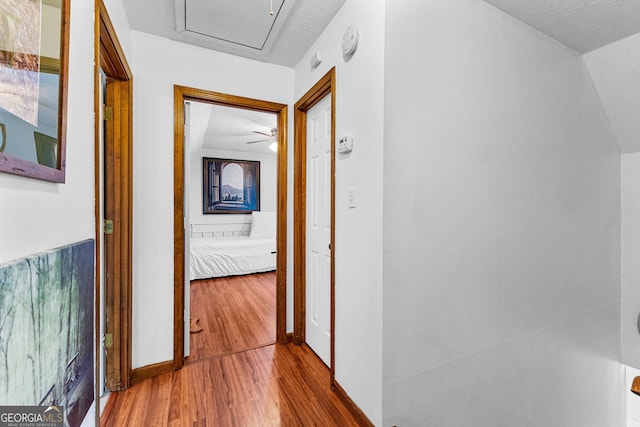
[269,0,274,15]
[269,141,278,152]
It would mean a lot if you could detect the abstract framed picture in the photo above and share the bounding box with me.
[0,240,94,427]
[203,157,260,214]
[0,0,70,182]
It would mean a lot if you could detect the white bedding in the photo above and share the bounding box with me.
[190,237,276,280]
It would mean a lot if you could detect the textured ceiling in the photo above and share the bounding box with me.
[184,0,286,50]
[123,0,346,67]
[189,101,278,155]
[482,0,640,53]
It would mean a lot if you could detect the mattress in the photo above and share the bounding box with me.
[189,237,276,280]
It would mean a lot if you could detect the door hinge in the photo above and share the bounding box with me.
[103,105,113,121]
[104,219,114,235]
[103,333,113,348]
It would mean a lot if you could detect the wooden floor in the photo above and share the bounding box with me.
[101,272,366,426]
[188,272,276,363]
[100,343,364,426]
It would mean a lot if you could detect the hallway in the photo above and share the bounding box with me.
[100,343,363,426]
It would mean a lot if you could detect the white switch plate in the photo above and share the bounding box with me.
[348,187,356,208]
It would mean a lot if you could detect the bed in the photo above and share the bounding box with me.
[189,212,276,280]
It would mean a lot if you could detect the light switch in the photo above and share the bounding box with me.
[348,187,356,208]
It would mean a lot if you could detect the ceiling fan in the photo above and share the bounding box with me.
[246,127,277,144]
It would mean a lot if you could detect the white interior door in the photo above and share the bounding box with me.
[305,94,332,366]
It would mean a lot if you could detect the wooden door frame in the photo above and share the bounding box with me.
[293,68,336,385]
[94,0,133,396]
[173,86,289,369]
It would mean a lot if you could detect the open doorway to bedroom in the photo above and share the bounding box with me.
[173,86,288,369]
[187,101,278,362]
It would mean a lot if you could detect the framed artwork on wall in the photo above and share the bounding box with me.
[203,157,261,214]
[0,240,95,426]
[0,0,70,182]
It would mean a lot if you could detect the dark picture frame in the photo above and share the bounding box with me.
[203,157,260,214]
[0,0,70,182]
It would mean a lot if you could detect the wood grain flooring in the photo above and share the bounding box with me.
[100,343,364,426]
[188,272,276,363]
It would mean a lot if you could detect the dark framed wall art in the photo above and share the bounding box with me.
[203,157,260,214]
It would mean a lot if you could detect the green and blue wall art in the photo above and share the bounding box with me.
[0,240,94,427]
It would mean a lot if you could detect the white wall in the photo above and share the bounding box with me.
[584,32,640,154]
[383,0,623,425]
[0,0,96,425]
[130,31,293,368]
[622,153,640,369]
[102,0,133,60]
[293,0,385,424]
[0,0,95,263]
[189,148,278,227]
[586,34,640,374]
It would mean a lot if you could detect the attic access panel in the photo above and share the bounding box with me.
[184,0,287,50]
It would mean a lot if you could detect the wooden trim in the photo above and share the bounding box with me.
[96,0,134,394]
[98,1,132,81]
[276,108,289,344]
[284,332,294,344]
[333,381,375,427]
[93,6,101,426]
[173,86,186,370]
[130,361,174,384]
[293,107,306,346]
[293,68,337,385]
[173,86,289,369]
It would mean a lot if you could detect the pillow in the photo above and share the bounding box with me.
[249,211,276,238]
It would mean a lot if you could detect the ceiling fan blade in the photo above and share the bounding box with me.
[253,130,273,137]
[246,138,269,144]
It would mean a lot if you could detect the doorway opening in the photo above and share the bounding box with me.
[186,101,280,363]
[293,68,336,384]
[173,86,288,369]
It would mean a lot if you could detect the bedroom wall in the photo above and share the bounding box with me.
[189,148,278,228]
[130,30,293,368]
[293,0,385,423]
[0,1,96,425]
[383,0,623,425]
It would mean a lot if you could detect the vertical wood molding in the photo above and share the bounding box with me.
[173,86,289,367]
[93,5,101,425]
[96,0,134,394]
[173,86,186,370]
[293,68,337,384]
[277,108,289,343]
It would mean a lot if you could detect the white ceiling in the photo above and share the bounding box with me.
[123,0,346,67]
[189,101,278,155]
[482,0,640,53]
[128,1,640,154]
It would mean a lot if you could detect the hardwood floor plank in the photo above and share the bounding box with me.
[101,272,369,426]
[101,343,364,426]
[188,272,276,363]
